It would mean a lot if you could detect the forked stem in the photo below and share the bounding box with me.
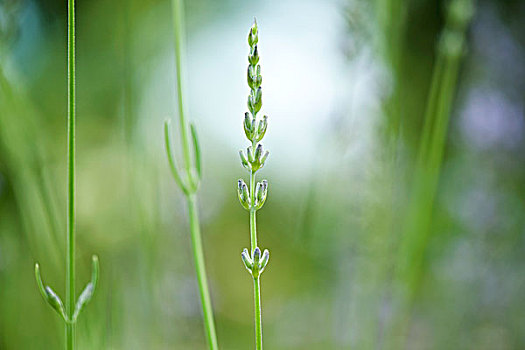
[166,0,219,348]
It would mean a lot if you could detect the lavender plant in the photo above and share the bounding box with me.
[34,1,99,349]
[238,19,270,350]
[164,0,218,349]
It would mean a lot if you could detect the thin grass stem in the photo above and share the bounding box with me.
[171,0,192,179]
[66,0,76,348]
[33,1,99,347]
[165,0,219,348]
[188,195,219,350]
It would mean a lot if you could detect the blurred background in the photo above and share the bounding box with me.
[1,0,524,348]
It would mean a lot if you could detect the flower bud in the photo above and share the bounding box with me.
[255,116,268,142]
[248,144,268,172]
[244,113,254,139]
[255,144,263,159]
[247,146,255,163]
[237,179,250,210]
[260,150,269,165]
[255,180,268,209]
[253,247,262,265]
[247,66,256,90]
[241,248,253,271]
[248,22,258,47]
[259,249,270,273]
[239,150,250,169]
[253,87,262,114]
[249,45,260,66]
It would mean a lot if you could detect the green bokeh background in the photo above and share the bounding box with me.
[1,0,524,349]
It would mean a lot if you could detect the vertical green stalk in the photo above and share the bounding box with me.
[238,19,271,350]
[164,0,218,349]
[171,0,192,179]
[66,0,76,348]
[388,0,474,348]
[34,1,99,348]
[249,170,257,251]
[253,277,262,349]
[188,195,218,349]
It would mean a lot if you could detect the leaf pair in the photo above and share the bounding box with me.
[164,119,202,195]
[35,255,99,323]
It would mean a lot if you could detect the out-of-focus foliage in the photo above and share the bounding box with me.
[0,0,524,349]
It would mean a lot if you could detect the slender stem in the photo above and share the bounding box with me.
[249,169,257,252]
[169,0,219,348]
[249,143,262,349]
[66,0,76,349]
[171,0,192,178]
[253,277,263,350]
[187,195,219,350]
[66,323,75,350]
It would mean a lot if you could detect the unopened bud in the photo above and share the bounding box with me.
[237,179,250,210]
[255,180,268,209]
[239,150,250,169]
[241,248,253,271]
[259,249,270,273]
[256,116,268,142]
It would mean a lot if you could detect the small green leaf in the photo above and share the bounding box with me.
[72,255,99,321]
[190,123,202,180]
[72,283,93,321]
[35,263,67,321]
[164,119,190,195]
[44,286,67,320]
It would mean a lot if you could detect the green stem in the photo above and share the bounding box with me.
[249,144,262,349]
[253,277,262,350]
[187,195,219,350]
[171,0,192,179]
[66,323,75,350]
[249,169,257,252]
[66,0,76,348]
[168,0,219,348]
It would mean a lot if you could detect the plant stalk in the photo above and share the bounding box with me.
[249,169,257,252]
[171,0,192,176]
[187,195,219,350]
[249,168,261,349]
[168,0,219,348]
[253,277,263,350]
[66,0,76,348]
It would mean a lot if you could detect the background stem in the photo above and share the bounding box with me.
[169,0,219,348]
[187,195,219,350]
[171,0,192,176]
[66,0,76,348]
